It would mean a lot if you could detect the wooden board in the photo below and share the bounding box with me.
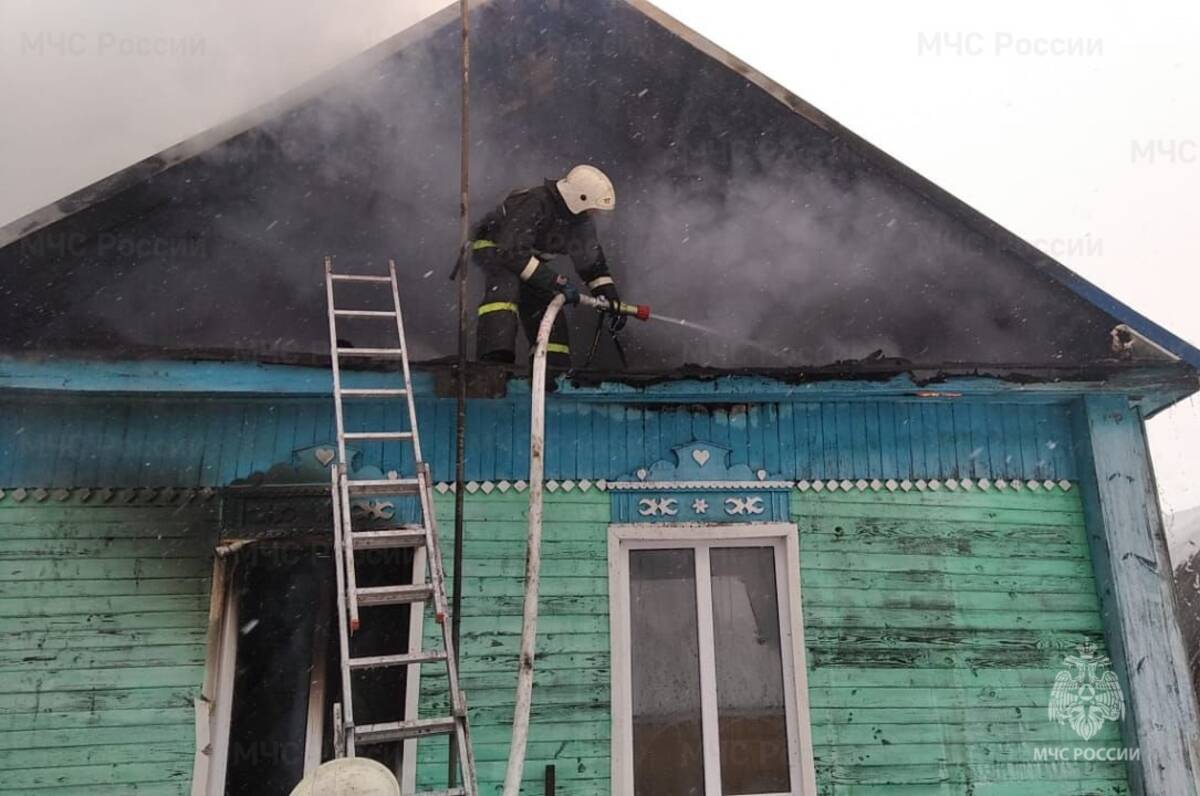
[0,503,213,793]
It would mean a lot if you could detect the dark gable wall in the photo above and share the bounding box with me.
[0,0,1132,370]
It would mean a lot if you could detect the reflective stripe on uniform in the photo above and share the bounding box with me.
[471,239,497,250]
[519,256,541,281]
[546,343,571,355]
[478,301,518,316]
[588,275,614,290]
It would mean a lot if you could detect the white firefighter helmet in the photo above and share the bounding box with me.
[289,757,400,796]
[556,164,615,214]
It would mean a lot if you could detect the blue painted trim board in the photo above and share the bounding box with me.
[0,391,1079,487]
[1,358,1192,406]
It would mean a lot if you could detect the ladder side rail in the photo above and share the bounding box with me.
[330,467,357,757]
[417,465,453,656]
[340,470,362,633]
[401,542,429,790]
[418,464,478,794]
[388,259,424,465]
[323,257,351,471]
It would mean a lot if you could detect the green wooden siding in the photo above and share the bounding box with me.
[418,486,1126,795]
[794,487,1128,796]
[0,499,216,794]
[416,491,612,795]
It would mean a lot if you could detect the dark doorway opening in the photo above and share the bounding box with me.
[222,540,416,794]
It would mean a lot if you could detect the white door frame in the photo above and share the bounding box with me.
[607,523,817,796]
[192,556,239,796]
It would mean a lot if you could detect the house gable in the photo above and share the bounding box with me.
[1,0,1189,374]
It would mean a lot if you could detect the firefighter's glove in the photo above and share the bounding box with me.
[552,273,580,305]
[593,283,626,332]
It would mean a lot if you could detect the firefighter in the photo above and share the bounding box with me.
[469,164,623,371]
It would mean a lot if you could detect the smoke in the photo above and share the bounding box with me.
[0,0,449,226]
[617,151,1050,366]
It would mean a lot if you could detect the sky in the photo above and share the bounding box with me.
[1,0,1197,519]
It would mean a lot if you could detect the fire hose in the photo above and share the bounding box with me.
[500,292,649,796]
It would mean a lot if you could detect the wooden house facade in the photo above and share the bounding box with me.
[2,2,1198,795]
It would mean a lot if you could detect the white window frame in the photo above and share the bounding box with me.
[607,523,817,796]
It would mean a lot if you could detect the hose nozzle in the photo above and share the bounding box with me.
[579,294,651,321]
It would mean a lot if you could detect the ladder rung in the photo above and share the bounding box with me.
[343,431,414,441]
[348,649,447,670]
[351,527,427,550]
[355,716,458,744]
[340,388,408,397]
[345,478,421,495]
[337,347,406,357]
[356,583,434,606]
[334,309,398,318]
[330,274,392,283]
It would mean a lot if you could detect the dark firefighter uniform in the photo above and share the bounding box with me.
[471,179,621,370]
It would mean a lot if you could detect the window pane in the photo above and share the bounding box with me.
[630,548,705,796]
[710,547,791,794]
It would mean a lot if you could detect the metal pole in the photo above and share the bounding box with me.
[450,0,470,787]
[502,293,567,796]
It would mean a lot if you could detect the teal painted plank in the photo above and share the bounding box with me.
[802,605,1102,631]
[98,403,130,485]
[0,706,195,734]
[1004,404,1024,479]
[197,400,227,486]
[1019,404,1040,480]
[922,403,940,479]
[0,685,199,716]
[863,401,881,478]
[823,402,840,476]
[643,404,661,478]
[952,402,973,483]
[0,403,17,485]
[559,401,576,477]
[802,586,1098,613]
[778,402,797,477]
[0,757,194,789]
[905,403,924,477]
[171,403,203,485]
[817,783,1127,796]
[218,403,245,481]
[968,402,988,479]
[609,402,626,476]
[0,722,196,752]
[897,402,915,479]
[701,405,721,450]
[481,401,500,480]
[800,551,1092,578]
[878,402,898,479]
[818,761,1127,785]
[847,402,866,478]
[985,404,1005,479]
[935,403,955,478]
[729,403,749,468]
[794,403,809,476]
[1050,404,1072,476]
[41,400,69,487]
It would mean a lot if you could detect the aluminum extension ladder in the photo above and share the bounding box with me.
[323,256,477,795]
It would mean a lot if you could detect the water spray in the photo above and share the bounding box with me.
[579,293,785,363]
